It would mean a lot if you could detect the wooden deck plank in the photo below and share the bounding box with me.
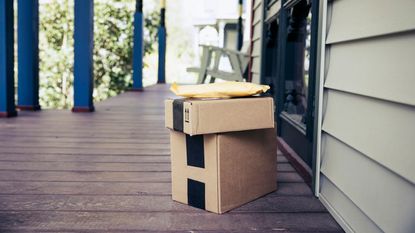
[0,161,292,173]
[0,149,283,163]
[0,181,312,196]
[0,133,169,139]
[0,147,171,155]
[0,170,172,183]
[0,212,341,232]
[0,195,327,213]
[0,170,297,183]
[0,137,170,144]
[0,161,172,172]
[0,154,171,163]
[0,84,343,232]
[0,230,344,233]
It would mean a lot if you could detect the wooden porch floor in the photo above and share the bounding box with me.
[0,84,343,232]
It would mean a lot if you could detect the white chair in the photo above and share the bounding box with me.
[187,45,250,84]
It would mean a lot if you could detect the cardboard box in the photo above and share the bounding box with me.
[170,128,277,214]
[165,97,274,135]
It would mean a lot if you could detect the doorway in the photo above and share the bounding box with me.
[263,0,319,183]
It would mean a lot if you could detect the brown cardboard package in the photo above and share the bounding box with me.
[165,97,274,135]
[170,128,277,214]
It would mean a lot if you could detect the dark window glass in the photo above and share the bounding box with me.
[282,1,311,128]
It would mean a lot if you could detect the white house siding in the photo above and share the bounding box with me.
[318,0,415,232]
[265,0,281,22]
[250,0,265,83]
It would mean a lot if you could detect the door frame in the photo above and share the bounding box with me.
[260,0,323,195]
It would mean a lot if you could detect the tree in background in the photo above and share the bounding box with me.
[39,0,73,109]
[39,0,159,109]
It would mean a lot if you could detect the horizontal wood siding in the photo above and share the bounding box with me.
[252,3,263,25]
[265,1,281,22]
[320,176,382,233]
[322,90,415,183]
[320,134,415,233]
[325,32,415,106]
[319,0,415,232]
[251,73,261,85]
[252,22,263,41]
[251,57,261,73]
[250,0,264,84]
[326,0,415,44]
[253,0,262,9]
[251,38,262,56]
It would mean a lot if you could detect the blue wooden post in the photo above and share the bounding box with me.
[157,0,166,84]
[73,0,94,112]
[237,0,243,51]
[0,0,17,118]
[17,0,40,111]
[131,0,144,91]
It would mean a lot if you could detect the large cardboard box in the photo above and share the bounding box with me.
[165,97,274,135]
[170,128,277,214]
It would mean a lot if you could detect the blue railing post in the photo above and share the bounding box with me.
[73,0,94,112]
[17,0,41,111]
[0,0,17,118]
[237,0,243,51]
[131,0,144,91]
[157,0,166,84]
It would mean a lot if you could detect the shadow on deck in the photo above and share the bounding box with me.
[0,84,343,232]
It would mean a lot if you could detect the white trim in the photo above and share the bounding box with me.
[245,0,253,41]
[313,0,328,197]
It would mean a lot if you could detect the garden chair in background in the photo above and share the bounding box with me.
[187,44,250,84]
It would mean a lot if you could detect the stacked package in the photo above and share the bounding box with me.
[165,97,277,214]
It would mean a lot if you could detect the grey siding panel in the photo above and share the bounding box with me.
[251,73,261,84]
[252,38,262,56]
[326,0,415,44]
[254,0,262,9]
[320,175,382,233]
[325,32,415,106]
[251,57,261,73]
[319,0,415,232]
[252,23,263,43]
[250,0,264,83]
[265,1,281,22]
[320,134,415,233]
[253,4,263,25]
[322,90,415,184]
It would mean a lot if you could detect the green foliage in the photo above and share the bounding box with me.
[39,0,159,109]
[39,0,74,109]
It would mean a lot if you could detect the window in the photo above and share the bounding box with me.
[282,0,311,129]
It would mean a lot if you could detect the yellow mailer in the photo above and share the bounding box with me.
[170,82,270,98]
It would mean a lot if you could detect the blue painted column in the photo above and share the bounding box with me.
[237,0,243,51]
[17,0,40,111]
[73,0,94,112]
[157,0,166,84]
[0,0,17,118]
[131,0,144,91]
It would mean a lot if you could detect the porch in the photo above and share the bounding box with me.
[0,84,342,232]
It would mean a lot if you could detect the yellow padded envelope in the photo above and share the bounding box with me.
[170,82,270,98]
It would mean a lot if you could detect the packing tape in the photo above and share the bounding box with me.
[172,99,185,132]
[185,134,205,168]
[186,135,206,209]
[187,178,206,210]
[174,99,206,210]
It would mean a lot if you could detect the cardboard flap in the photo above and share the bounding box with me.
[165,97,275,135]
